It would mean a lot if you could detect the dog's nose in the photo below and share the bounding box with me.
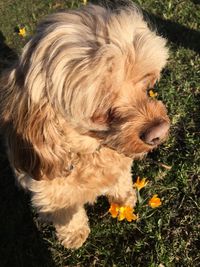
[141,121,169,146]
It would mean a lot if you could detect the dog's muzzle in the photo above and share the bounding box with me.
[140,121,170,146]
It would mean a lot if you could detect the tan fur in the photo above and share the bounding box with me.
[0,4,169,249]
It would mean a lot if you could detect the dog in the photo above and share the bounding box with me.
[0,3,169,249]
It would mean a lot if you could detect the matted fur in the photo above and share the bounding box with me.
[0,4,169,248]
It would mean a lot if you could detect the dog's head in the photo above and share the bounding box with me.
[90,82,170,157]
[50,4,169,158]
[1,4,169,179]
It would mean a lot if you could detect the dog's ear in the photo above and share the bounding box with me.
[7,105,68,180]
[1,70,100,180]
[0,73,69,180]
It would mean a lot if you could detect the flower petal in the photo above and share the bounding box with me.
[18,27,26,37]
[126,213,138,222]
[109,203,119,218]
[133,177,148,191]
[148,194,162,208]
[118,212,125,221]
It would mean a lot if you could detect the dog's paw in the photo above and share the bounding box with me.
[125,188,137,207]
[108,188,137,208]
[56,225,90,249]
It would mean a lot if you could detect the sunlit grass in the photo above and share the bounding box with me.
[0,0,199,266]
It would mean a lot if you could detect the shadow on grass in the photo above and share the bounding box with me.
[92,0,200,54]
[0,136,55,267]
[191,0,200,5]
[0,137,55,267]
[0,33,55,267]
[0,32,18,74]
[145,13,200,54]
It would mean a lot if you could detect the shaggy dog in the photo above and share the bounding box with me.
[0,4,169,249]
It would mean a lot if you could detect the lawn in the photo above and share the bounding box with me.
[0,0,199,266]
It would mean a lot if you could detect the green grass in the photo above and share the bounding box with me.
[0,0,200,266]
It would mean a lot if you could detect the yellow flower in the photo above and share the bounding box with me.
[148,194,162,208]
[118,206,126,221]
[148,89,158,98]
[83,0,87,5]
[109,203,119,218]
[18,27,26,37]
[133,177,148,191]
[109,203,138,222]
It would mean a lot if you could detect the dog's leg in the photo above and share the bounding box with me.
[106,169,137,207]
[26,178,91,249]
[38,205,90,249]
[53,206,90,249]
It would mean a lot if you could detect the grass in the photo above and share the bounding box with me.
[0,0,199,266]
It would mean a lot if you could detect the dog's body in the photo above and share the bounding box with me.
[0,4,169,248]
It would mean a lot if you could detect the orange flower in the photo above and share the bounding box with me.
[148,194,162,208]
[133,177,148,191]
[109,203,119,218]
[148,89,158,98]
[119,206,138,222]
[109,203,138,222]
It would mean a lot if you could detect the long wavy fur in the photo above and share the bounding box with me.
[0,3,169,249]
